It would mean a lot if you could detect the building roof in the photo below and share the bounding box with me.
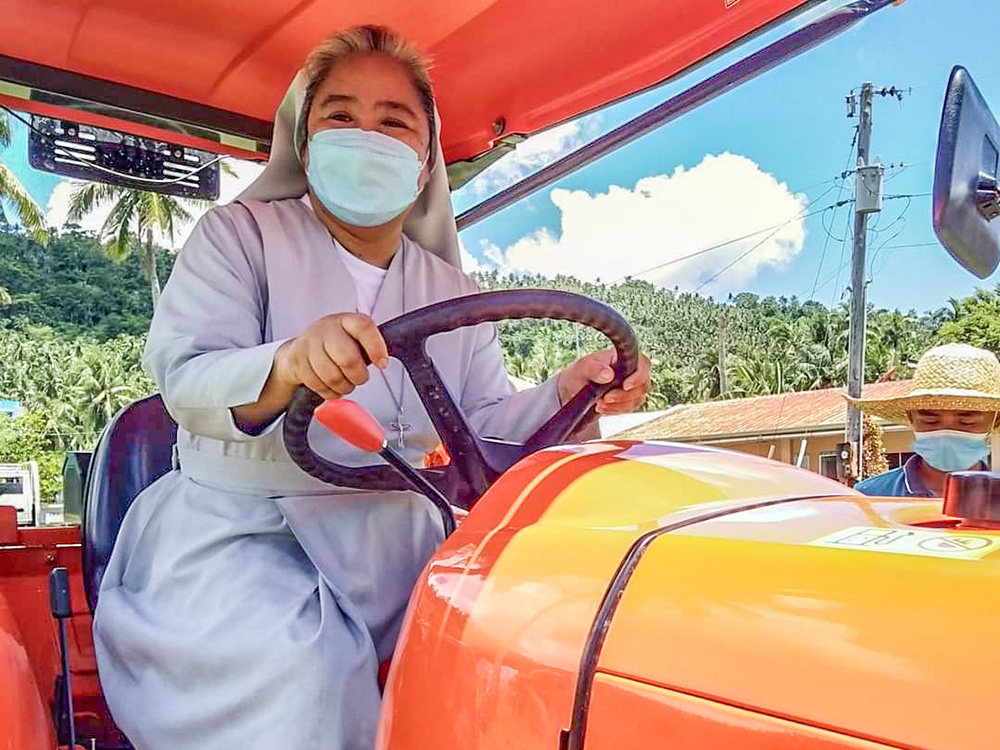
[598,410,670,438]
[509,376,536,392]
[614,380,914,442]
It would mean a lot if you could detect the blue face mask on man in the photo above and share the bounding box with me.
[305,128,426,227]
[911,430,991,473]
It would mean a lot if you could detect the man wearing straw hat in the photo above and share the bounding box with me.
[846,343,1000,497]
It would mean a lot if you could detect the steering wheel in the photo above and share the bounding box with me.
[282,290,639,509]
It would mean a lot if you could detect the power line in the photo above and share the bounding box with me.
[610,187,843,284]
[828,191,855,307]
[691,202,817,293]
[878,242,939,250]
[848,84,913,99]
[806,170,901,302]
[870,222,908,273]
[882,161,929,183]
[810,126,858,299]
[794,172,854,194]
[836,158,925,182]
[867,196,911,279]
[811,256,851,298]
[868,194,910,242]
[692,225,785,294]
[813,240,942,297]
[814,197,853,364]
[820,202,853,244]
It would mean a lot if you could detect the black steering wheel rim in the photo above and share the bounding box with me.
[283,289,639,508]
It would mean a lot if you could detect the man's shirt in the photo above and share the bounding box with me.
[854,455,987,497]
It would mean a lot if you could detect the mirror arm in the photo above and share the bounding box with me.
[977,171,1000,221]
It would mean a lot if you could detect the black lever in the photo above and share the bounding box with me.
[313,399,457,536]
[49,567,78,750]
[379,445,457,536]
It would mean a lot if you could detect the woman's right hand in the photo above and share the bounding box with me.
[273,313,389,400]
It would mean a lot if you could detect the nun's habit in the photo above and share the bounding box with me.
[92,73,560,750]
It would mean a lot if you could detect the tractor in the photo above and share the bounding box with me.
[1,1,999,748]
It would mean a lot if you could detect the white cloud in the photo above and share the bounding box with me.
[173,159,263,247]
[482,152,808,295]
[45,181,106,235]
[45,157,264,249]
[458,238,484,273]
[459,116,602,200]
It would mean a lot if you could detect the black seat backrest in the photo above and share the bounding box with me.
[82,394,177,611]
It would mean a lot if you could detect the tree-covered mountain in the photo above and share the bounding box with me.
[479,271,945,406]
[0,226,990,499]
[0,226,174,339]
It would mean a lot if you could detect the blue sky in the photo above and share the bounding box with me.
[452,0,1000,313]
[3,0,998,315]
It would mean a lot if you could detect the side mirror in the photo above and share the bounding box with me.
[933,65,1000,279]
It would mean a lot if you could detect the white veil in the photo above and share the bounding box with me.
[236,69,462,269]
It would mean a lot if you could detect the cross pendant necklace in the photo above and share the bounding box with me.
[389,412,411,450]
[376,243,410,450]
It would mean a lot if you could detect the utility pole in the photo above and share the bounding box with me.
[718,312,728,398]
[844,82,889,479]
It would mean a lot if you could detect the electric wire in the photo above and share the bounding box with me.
[810,125,858,299]
[613,184,843,284]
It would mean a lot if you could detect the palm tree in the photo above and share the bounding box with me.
[67,155,238,310]
[72,342,148,441]
[0,111,48,245]
[527,332,573,383]
[66,184,201,309]
[729,354,774,397]
[0,325,154,449]
[688,344,724,401]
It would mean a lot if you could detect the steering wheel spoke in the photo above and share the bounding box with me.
[396,347,494,496]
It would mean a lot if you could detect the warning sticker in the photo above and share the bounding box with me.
[811,526,999,560]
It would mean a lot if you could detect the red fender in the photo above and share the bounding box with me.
[0,591,55,750]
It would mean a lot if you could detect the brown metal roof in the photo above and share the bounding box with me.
[615,380,914,441]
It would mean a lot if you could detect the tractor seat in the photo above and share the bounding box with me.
[82,394,177,612]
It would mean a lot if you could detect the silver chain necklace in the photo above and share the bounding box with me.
[375,242,410,449]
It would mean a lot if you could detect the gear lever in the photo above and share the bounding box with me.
[313,399,457,536]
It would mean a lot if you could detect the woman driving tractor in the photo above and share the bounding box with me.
[91,25,651,750]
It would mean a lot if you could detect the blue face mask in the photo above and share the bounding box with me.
[911,429,991,472]
[306,128,425,228]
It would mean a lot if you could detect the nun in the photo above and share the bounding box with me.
[93,24,651,750]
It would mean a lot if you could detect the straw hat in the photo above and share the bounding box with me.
[844,343,1000,425]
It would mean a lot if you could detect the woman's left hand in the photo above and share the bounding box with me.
[556,349,652,414]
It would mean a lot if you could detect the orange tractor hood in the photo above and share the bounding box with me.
[379,442,1000,750]
[599,493,1000,750]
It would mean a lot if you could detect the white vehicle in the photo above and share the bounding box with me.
[0,462,41,526]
